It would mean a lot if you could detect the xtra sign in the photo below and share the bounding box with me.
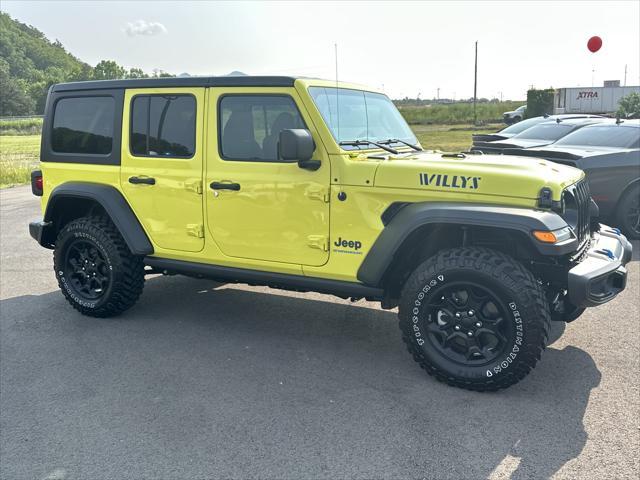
[577,91,598,99]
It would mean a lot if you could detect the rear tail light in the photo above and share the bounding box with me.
[31,170,43,196]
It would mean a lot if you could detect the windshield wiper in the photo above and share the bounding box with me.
[339,140,399,155]
[378,138,423,151]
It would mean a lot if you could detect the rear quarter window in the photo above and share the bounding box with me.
[42,88,124,165]
[52,96,115,154]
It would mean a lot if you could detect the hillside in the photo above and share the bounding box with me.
[0,12,92,115]
[0,13,175,116]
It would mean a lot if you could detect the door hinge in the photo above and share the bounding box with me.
[307,235,329,251]
[185,179,203,194]
[186,223,204,238]
[305,186,330,203]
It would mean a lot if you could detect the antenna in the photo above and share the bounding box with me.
[335,43,340,140]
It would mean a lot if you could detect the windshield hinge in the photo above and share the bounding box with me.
[305,186,330,203]
[184,179,203,194]
[307,235,329,251]
[186,223,204,238]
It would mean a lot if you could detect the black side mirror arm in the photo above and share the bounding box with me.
[298,159,321,171]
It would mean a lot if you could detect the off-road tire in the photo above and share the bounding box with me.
[53,216,145,317]
[398,247,550,391]
[617,184,640,240]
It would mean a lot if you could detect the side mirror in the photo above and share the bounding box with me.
[279,129,320,170]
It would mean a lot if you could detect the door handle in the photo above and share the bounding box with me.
[129,176,156,185]
[210,182,240,191]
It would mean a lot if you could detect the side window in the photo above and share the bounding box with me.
[52,96,114,154]
[219,95,305,161]
[130,95,196,158]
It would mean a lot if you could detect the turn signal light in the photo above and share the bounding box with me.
[533,230,557,243]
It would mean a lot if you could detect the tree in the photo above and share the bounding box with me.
[617,92,640,119]
[93,60,126,80]
[525,88,554,118]
[126,68,148,79]
[0,59,35,115]
[152,69,174,78]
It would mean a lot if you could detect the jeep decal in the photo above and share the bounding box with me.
[419,173,481,189]
[333,237,363,255]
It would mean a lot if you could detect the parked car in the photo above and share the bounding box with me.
[504,120,640,238]
[503,105,526,124]
[27,76,632,392]
[472,114,604,144]
[471,117,606,154]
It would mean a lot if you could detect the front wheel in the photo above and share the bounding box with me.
[398,247,550,391]
[617,185,640,240]
[53,216,145,317]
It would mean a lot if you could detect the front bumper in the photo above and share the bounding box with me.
[568,225,632,308]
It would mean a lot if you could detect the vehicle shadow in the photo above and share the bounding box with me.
[0,275,601,480]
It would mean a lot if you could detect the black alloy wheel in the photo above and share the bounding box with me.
[423,282,511,365]
[63,238,112,300]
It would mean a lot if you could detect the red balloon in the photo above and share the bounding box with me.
[587,36,602,53]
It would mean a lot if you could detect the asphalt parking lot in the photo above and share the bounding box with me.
[1,185,639,480]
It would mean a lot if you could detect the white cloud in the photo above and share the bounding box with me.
[124,20,167,37]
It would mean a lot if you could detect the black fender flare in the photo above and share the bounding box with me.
[357,202,574,287]
[43,182,153,255]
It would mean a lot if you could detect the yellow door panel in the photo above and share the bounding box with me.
[120,87,205,252]
[206,88,330,266]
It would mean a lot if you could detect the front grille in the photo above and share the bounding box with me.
[563,178,591,247]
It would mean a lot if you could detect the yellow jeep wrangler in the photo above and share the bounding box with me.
[29,76,632,391]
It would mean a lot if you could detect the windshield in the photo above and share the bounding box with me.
[308,87,418,150]
[500,116,548,135]
[554,125,640,148]
[513,123,574,141]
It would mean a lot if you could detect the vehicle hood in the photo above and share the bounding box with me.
[487,138,552,149]
[524,144,631,158]
[373,150,584,202]
[471,133,513,143]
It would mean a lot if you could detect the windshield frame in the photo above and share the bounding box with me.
[307,86,419,152]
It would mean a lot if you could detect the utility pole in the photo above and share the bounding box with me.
[473,41,478,126]
[437,87,440,102]
[624,64,627,86]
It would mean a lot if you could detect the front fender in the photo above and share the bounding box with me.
[357,202,574,287]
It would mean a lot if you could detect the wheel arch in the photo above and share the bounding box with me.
[358,202,574,298]
[614,177,640,210]
[41,182,153,255]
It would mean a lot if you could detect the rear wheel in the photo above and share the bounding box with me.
[617,185,640,239]
[398,247,550,391]
[53,216,145,317]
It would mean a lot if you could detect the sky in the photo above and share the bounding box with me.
[2,0,639,101]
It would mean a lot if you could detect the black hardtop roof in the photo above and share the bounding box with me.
[51,75,300,92]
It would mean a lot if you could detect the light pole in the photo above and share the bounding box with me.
[473,41,478,125]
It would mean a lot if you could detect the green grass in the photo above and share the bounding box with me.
[413,123,502,152]
[0,135,41,188]
[398,101,522,125]
[0,117,43,136]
